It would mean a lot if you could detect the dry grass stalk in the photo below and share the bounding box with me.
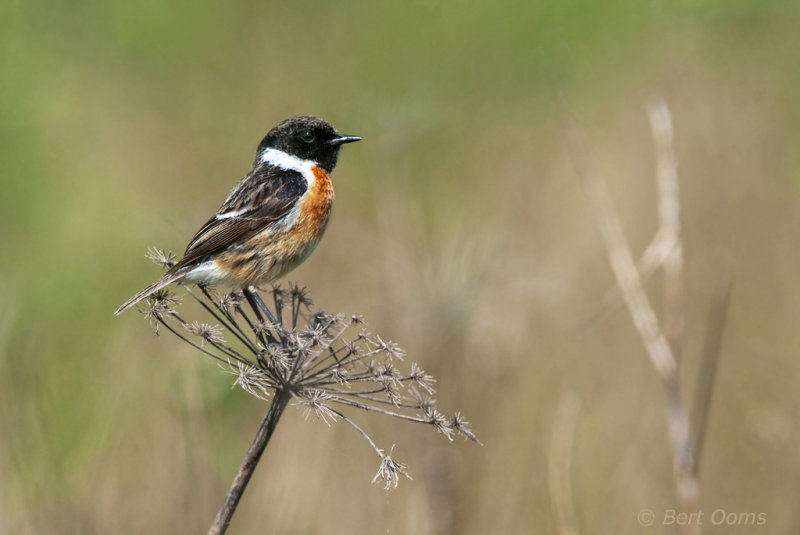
[576,100,731,535]
[548,391,581,535]
[690,276,733,472]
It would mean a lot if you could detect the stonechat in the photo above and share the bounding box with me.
[115,115,360,315]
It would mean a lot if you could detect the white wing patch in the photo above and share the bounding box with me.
[215,207,250,220]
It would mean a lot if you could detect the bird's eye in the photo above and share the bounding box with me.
[300,130,315,144]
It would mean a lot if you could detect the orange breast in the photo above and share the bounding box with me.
[213,166,334,285]
[301,166,334,233]
[269,165,334,268]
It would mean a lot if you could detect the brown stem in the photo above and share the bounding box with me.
[207,389,292,535]
[691,276,733,474]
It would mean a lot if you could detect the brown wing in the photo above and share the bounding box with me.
[168,166,306,274]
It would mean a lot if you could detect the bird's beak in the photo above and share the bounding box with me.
[326,135,362,146]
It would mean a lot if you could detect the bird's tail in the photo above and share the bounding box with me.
[115,271,186,315]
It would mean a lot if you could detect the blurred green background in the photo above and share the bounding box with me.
[2,0,799,533]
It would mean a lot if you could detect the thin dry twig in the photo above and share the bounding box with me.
[548,391,581,535]
[650,100,685,366]
[582,151,678,378]
[207,390,291,535]
[575,100,719,535]
[577,101,682,333]
[579,225,678,332]
[690,276,733,472]
[648,101,697,519]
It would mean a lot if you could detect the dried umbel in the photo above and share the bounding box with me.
[140,248,479,491]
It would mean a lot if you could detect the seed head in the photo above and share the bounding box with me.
[139,271,479,490]
[145,247,177,269]
[423,406,455,441]
[184,321,224,346]
[264,344,291,376]
[296,389,338,425]
[219,292,239,311]
[453,412,482,444]
[221,361,271,401]
[410,363,436,394]
[372,445,412,490]
[142,290,181,331]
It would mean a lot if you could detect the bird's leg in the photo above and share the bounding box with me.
[244,287,280,325]
[243,287,284,345]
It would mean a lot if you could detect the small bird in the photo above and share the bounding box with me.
[115,115,360,315]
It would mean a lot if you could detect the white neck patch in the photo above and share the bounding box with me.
[260,148,317,187]
[216,148,318,221]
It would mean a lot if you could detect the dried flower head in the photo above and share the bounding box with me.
[139,263,479,489]
[142,289,181,332]
[184,321,225,346]
[221,360,272,401]
[219,292,239,311]
[453,412,482,445]
[372,445,412,490]
[423,405,455,441]
[145,247,177,269]
[263,344,291,376]
[409,363,436,394]
[295,389,339,425]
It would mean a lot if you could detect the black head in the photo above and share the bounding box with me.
[255,116,361,172]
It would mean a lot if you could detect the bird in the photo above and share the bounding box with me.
[115,115,361,315]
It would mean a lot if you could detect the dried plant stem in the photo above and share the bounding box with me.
[580,225,678,331]
[578,100,717,535]
[207,389,292,535]
[691,276,733,471]
[135,274,478,526]
[648,101,697,523]
[583,165,678,377]
[650,100,685,366]
[548,392,581,535]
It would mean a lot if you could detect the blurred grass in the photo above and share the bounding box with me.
[2,0,800,533]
